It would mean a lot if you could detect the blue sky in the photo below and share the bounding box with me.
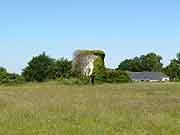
[0,0,180,73]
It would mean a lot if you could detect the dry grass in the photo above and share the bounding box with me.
[0,82,180,135]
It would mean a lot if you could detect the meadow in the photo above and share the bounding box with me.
[0,82,180,135]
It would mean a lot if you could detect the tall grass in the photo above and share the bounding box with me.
[0,82,180,135]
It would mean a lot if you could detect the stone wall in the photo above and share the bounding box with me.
[72,50,105,77]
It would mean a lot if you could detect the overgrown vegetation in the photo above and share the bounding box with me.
[1,51,180,85]
[95,69,130,83]
[0,67,24,85]
[72,50,130,84]
[1,82,180,134]
[72,50,106,78]
[74,50,105,59]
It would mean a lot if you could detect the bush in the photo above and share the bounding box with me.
[0,73,25,85]
[94,70,107,82]
[95,69,130,83]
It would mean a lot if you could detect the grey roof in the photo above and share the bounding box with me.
[127,72,169,81]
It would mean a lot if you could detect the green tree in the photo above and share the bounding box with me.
[117,53,163,72]
[0,67,8,81]
[163,53,180,80]
[117,59,133,71]
[140,53,163,72]
[54,58,72,78]
[22,52,56,82]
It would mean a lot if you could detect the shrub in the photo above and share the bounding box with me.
[95,69,130,83]
[106,70,130,83]
[0,73,25,85]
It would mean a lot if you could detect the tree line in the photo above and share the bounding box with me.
[117,52,180,80]
[0,52,72,84]
[0,51,180,85]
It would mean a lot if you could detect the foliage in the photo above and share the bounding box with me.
[0,67,24,85]
[1,73,25,85]
[22,52,56,82]
[22,52,72,82]
[0,67,8,81]
[117,57,142,72]
[163,53,180,80]
[94,70,107,82]
[117,53,163,72]
[95,69,130,83]
[54,58,72,78]
[72,50,130,84]
[106,70,130,83]
[72,50,105,77]
[3,51,180,84]
[92,57,105,76]
[140,53,163,72]
[74,50,105,59]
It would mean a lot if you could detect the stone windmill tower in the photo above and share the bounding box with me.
[72,50,105,77]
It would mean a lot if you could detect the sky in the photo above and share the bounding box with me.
[0,0,180,73]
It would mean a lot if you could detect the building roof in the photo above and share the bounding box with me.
[127,72,169,81]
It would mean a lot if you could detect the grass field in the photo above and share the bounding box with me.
[0,82,180,135]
